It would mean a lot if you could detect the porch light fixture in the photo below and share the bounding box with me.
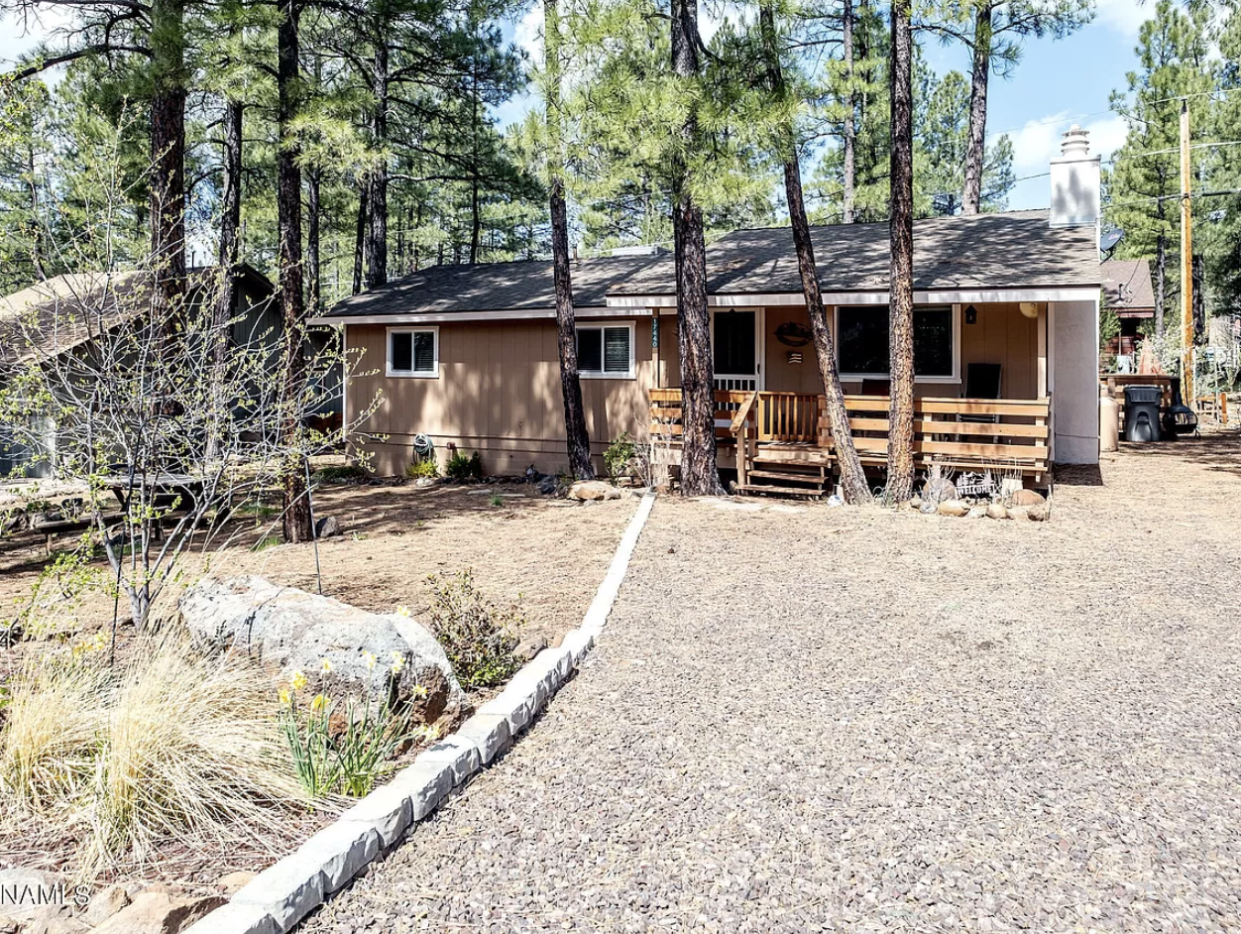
[1019,302,1040,319]
[965,305,978,325]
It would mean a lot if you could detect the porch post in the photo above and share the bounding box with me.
[1037,304,1048,400]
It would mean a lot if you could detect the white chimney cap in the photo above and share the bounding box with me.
[1060,125,1091,158]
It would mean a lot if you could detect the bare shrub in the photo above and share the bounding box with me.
[424,571,522,691]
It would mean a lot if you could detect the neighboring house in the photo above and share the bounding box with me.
[1101,258,1157,367]
[0,265,340,477]
[317,128,1104,486]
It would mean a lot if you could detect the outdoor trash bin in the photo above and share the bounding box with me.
[1123,384,1162,443]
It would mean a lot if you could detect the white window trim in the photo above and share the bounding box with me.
[577,321,637,380]
[386,325,440,378]
[833,304,961,384]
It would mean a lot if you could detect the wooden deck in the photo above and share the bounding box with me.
[650,388,1052,494]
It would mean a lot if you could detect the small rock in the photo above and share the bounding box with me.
[83,885,130,926]
[313,515,341,538]
[0,869,67,924]
[937,501,970,518]
[966,506,987,519]
[923,478,958,504]
[214,872,256,897]
[514,634,548,662]
[1007,505,1030,521]
[24,916,88,934]
[413,477,436,488]
[985,503,1008,520]
[567,480,621,502]
[1028,503,1050,522]
[92,892,224,934]
[909,497,922,510]
[537,475,560,496]
[1010,489,1046,507]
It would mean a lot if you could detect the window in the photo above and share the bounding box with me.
[577,323,635,378]
[713,310,757,375]
[836,305,958,381]
[387,327,438,377]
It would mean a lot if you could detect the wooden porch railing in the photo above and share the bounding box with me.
[650,388,1052,478]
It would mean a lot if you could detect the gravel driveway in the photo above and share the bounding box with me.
[300,434,1241,933]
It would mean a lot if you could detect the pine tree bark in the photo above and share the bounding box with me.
[841,0,856,224]
[545,0,594,480]
[277,0,312,543]
[365,41,389,289]
[353,184,368,295]
[759,4,869,502]
[1155,224,1166,337]
[887,0,916,502]
[149,0,187,334]
[962,3,993,216]
[671,0,722,496]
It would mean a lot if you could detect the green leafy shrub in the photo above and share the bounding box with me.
[446,451,483,481]
[604,433,637,479]
[405,459,439,479]
[489,494,503,507]
[425,570,522,690]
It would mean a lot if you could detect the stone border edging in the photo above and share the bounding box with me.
[184,491,657,934]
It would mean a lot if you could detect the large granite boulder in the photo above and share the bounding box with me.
[180,577,466,731]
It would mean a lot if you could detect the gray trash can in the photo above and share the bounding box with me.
[1123,385,1162,442]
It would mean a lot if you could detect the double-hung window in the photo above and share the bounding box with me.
[387,327,438,378]
[577,323,635,379]
[835,305,958,381]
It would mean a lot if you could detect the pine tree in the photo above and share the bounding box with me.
[888,0,916,503]
[920,0,1093,215]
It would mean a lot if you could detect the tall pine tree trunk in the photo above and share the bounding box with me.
[545,0,594,480]
[886,0,916,502]
[841,0,856,224]
[1155,227,1166,337]
[207,96,242,459]
[759,4,868,502]
[962,4,992,216]
[277,0,312,543]
[353,184,368,295]
[671,0,722,496]
[149,0,187,332]
[365,42,389,289]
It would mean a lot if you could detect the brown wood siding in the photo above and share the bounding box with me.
[346,318,656,476]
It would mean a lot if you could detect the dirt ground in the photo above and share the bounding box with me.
[299,427,1241,934]
[0,480,639,652]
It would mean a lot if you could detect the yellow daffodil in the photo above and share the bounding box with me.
[396,605,412,618]
[278,688,292,706]
[321,658,333,674]
[362,651,377,670]
[290,670,308,691]
[310,693,328,713]
[411,684,428,700]
[390,651,405,675]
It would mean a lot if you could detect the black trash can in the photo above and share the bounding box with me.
[1123,384,1162,442]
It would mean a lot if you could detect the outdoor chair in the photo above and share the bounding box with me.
[958,363,1003,441]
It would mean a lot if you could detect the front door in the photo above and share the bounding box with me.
[711,309,763,392]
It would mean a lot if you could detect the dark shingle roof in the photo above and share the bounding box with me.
[323,254,663,319]
[612,210,1100,296]
[320,209,1100,320]
[1101,258,1155,315]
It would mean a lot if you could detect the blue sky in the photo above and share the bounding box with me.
[2,0,1151,213]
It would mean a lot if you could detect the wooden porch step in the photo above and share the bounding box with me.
[752,457,830,468]
[734,484,825,498]
[745,470,825,484]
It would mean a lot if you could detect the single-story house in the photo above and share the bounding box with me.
[316,127,1104,488]
[0,265,341,477]
[1101,258,1156,366]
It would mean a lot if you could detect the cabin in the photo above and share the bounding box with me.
[316,127,1105,494]
[1101,257,1157,368]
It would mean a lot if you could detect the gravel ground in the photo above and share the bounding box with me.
[300,432,1241,934]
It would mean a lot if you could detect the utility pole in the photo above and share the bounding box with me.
[1180,100,1194,409]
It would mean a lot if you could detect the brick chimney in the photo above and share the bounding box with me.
[1049,125,1100,228]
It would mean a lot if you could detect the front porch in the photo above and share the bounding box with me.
[649,388,1052,496]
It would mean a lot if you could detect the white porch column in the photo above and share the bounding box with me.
[1049,298,1100,465]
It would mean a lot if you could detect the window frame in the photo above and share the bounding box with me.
[833,304,961,384]
[576,321,637,380]
[385,326,440,379]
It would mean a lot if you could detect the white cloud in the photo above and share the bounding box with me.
[1094,0,1149,40]
[513,2,544,62]
[1009,111,1128,175]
